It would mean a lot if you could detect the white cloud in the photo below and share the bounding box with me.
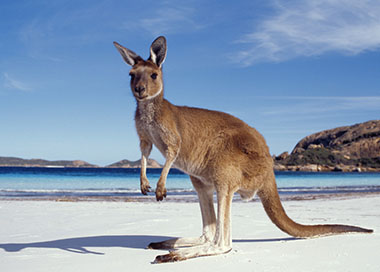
[235,0,380,65]
[142,7,197,35]
[126,6,203,36]
[3,73,32,92]
[260,96,380,116]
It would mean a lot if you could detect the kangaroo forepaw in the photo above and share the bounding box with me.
[140,178,151,195]
[141,184,152,195]
[155,187,167,201]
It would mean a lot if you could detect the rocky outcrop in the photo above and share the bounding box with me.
[274,120,380,172]
[106,159,162,168]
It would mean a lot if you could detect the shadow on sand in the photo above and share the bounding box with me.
[0,235,300,255]
[0,235,174,255]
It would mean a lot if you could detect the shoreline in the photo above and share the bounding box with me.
[1,165,379,172]
[1,190,380,203]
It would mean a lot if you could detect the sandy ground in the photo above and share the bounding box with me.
[0,195,379,272]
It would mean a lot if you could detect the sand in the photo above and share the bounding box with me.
[1,195,379,271]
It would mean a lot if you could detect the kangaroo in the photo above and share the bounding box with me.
[113,36,373,263]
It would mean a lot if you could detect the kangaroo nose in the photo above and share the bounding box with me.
[135,86,145,95]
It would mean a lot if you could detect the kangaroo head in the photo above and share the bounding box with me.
[113,36,167,101]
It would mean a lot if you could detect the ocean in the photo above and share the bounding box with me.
[0,167,380,201]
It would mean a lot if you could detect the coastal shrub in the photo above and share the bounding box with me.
[358,157,380,168]
[285,148,345,166]
[282,148,380,168]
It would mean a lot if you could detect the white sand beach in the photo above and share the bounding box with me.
[1,195,379,272]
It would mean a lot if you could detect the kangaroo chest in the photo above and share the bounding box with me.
[135,102,202,176]
[144,121,168,155]
[136,104,169,157]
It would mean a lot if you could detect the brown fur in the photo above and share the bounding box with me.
[113,36,373,263]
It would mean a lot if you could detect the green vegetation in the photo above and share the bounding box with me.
[358,157,380,168]
[284,148,344,166]
[281,147,380,168]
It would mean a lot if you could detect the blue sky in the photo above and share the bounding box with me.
[1,0,379,166]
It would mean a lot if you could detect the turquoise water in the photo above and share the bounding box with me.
[0,167,379,199]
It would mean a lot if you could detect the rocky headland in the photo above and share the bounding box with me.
[274,120,380,172]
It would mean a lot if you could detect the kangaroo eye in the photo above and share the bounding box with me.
[129,72,135,79]
[151,73,158,80]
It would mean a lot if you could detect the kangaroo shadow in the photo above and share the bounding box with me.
[0,235,300,255]
[0,235,174,255]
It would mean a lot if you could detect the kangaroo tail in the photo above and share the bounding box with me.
[257,172,373,238]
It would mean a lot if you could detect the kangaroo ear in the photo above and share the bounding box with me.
[149,36,167,68]
[113,41,143,66]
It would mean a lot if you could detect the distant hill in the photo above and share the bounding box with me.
[106,159,162,168]
[0,156,163,169]
[0,156,97,168]
[3,120,379,172]
[274,120,380,172]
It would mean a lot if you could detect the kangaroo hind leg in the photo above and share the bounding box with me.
[148,176,216,250]
[154,185,234,263]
